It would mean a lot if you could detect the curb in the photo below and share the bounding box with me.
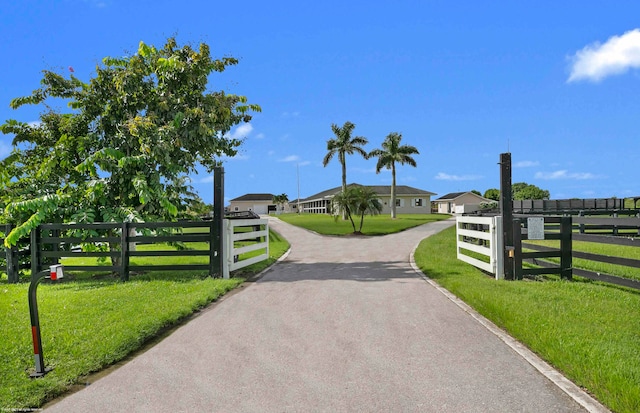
[409,249,610,413]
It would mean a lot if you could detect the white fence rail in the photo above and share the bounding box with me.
[456,215,504,279]
[223,218,269,279]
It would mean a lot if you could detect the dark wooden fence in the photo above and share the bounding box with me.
[518,216,640,290]
[512,198,626,215]
[2,221,221,283]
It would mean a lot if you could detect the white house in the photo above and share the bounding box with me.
[433,191,494,214]
[298,183,436,215]
[227,193,276,215]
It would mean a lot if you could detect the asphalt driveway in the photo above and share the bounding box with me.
[45,217,606,412]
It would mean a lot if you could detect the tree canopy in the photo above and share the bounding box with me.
[483,183,550,202]
[0,38,260,246]
[368,132,419,219]
[332,186,382,234]
[322,121,368,194]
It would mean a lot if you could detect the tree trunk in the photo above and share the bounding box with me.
[391,163,397,219]
[341,157,348,220]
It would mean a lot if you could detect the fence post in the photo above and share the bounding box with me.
[499,152,514,280]
[211,166,225,277]
[512,218,523,280]
[120,222,130,282]
[222,219,230,279]
[560,216,573,280]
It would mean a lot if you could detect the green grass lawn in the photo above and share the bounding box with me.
[415,226,640,413]
[0,229,289,410]
[277,213,451,235]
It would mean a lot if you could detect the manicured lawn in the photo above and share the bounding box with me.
[0,230,289,410]
[414,226,640,413]
[277,213,450,235]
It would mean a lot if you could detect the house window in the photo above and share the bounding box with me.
[395,199,404,207]
[414,198,424,207]
[234,206,239,211]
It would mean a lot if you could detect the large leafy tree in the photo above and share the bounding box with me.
[322,121,369,194]
[368,132,419,219]
[482,184,550,202]
[0,38,260,246]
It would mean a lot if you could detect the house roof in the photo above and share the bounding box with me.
[230,193,274,202]
[301,183,436,202]
[435,191,490,202]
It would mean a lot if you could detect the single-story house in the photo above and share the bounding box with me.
[298,183,436,215]
[433,191,493,214]
[228,193,276,215]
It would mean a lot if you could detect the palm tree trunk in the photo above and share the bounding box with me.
[391,163,397,219]
[341,156,348,220]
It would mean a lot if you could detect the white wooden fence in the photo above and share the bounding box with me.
[223,218,269,279]
[456,215,504,279]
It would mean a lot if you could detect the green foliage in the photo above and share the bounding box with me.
[368,132,419,218]
[512,182,550,200]
[322,121,369,194]
[482,183,549,202]
[1,38,259,246]
[332,186,384,233]
[272,193,289,212]
[483,188,500,201]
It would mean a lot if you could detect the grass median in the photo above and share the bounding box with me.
[0,229,289,410]
[277,213,450,235]
[414,226,640,413]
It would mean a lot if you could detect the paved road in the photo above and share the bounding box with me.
[46,217,605,412]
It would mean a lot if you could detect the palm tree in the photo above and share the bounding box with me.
[351,186,383,233]
[332,186,383,234]
[331,187,358,233]
[369,132,419,219]
[322,121,369,195]
[272,193,289,213]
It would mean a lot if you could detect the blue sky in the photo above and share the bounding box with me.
[2,1,640,205]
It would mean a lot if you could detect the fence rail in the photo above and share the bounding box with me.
[2,219,270,283]
[223,218,269,279]
[456,216,503,279]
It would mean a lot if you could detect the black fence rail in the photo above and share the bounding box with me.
[512,198,626,214]
[26,221,220,282]
[519,218,640,290]
[513,216,572,280]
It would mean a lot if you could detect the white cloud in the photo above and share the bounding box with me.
[568,29,640,82]
[227,123,254,140]
[514,160,539,168]
[200,175,214,184]
[255,133,265,139]
[279,155,300,163]
[281,111,300,118]
[28,121,42,127]
[298,161,311,166]
[435,172,483,181]
[534,170,597,180]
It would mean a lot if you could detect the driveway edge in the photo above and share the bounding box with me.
[409,249,610,413]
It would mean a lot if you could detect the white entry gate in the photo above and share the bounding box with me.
[456,215,504,279]
[222,218,269,279]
